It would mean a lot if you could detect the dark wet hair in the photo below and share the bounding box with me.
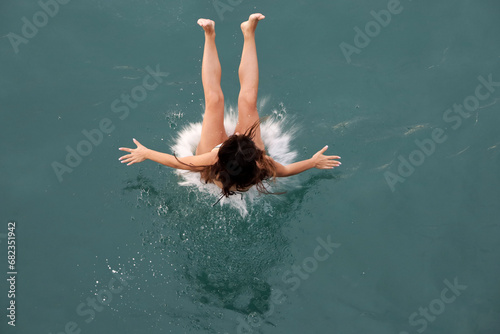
[175,118,282,198]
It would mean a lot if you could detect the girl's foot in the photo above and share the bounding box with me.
[240,13,265,38]
[197,18,215,36]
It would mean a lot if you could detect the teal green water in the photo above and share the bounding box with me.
[1,0,500,333]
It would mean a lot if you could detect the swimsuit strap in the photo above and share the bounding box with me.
[212,193,225,207]
[212,191,244,207]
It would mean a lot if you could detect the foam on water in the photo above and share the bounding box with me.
[170,100,298,217]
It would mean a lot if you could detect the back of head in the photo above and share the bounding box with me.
[203,120,276,197]
[217,133,261,189]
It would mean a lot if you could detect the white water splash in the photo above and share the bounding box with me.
[170,101,298,217]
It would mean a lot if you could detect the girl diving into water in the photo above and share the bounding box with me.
[118,13,341,200]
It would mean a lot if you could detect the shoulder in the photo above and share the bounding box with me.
[263,155,277,166]
[176,150,217,170]
[265,155,287,177]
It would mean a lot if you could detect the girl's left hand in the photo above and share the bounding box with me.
[118,138,150,166]
[311,145,341,169]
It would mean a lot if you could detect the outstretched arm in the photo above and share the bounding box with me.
[270,145,341,177]
[118,138,216,170]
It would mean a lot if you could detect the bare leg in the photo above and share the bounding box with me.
[196,18,228,155]
[235,13,266,151]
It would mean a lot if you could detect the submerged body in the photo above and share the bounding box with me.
[118,14,341,198]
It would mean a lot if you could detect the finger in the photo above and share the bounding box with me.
[325,157,342,164]
[318,145,328,154]
[327,155,341,159]
[121,158,133,164]
[119,147,133,152]
[127,161,135,166]
[133,138,142,147]
[118,154,132,160]
[321,157,340,164]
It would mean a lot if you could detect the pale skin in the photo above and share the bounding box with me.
[119,14,341,184]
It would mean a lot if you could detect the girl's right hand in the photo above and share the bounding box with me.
[118,138,150,166]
